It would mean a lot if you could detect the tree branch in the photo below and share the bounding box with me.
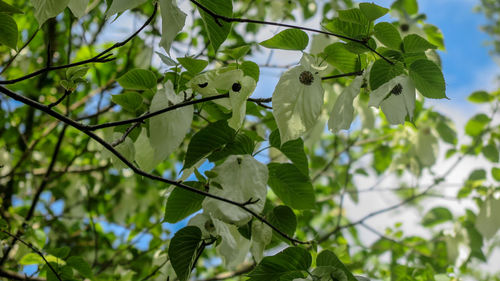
[0,85,309,245]
[0,3,158,85]
[189,0,393,64]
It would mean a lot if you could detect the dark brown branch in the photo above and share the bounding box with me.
[0,3,158,85]
[0,268,44,281]
[111,121,143,147]
[189,0,393,64]
[0,85,309,245]
[321,70,364,81]
[0,230,62,281]
[48,90,71,109]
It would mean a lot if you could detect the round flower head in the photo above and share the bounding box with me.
[187,71,231,109]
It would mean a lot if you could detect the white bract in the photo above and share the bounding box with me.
[328,75,365,132]
[212,69,257,130]
[250,221,272,262]
[272,54,326,143]
[187,72,231,109]
[68,0,89,18]
[134,128,157,172]
[368,75,416,125]
[414,127,439,167]
[149,81,193,167]
[159,0,186,55]
[212,218,251,269]
[107,0,146,17]
[475,196,500,240]
[202,155,268,225]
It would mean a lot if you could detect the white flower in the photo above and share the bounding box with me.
[187,71,231,109]
[212,69,257,130]
[368,75,415,125]
[272,53,326,143]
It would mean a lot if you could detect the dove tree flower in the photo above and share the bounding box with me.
[368,75,416,125]
[272,54,326,143]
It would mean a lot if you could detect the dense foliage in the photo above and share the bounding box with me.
[0,0,499,280]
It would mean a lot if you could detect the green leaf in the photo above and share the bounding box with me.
[66,66,89,81]
[492,167,500,182]
[338,8,370,28]
[403,34,437,53]
[178,57,209,74]
[369,59,404,90]
[240,61,260,82]
[436,121,457,145]
[373,145,392,174]
[316,250,357,281]
[168,226,202,281]
[409,59,446,99]
[159,0,186,54]
[248,247,311,281]
[183,120,236,169]
[422,207,453,227]
[482,143,499,163]
[323,17,369,39]
[391,0,418,15]
[322,43,359,73]
[467,91,494,104]
[423,24,445,50]
[260,29,309,51]
[49,247,70,259]
[269,130,309,176]
[117,69,157,90]
[197,0,232,52]
[106,0,146,17]
[32,0,70,26]
[223,45,251,60]
[208,133,255,162]
[111,92,143,113]
[268,205,297,238]
[267,163,315,210]
[68,0,89,18]
[164,182,205,223]
[359,3,389,21]
[0,14,18,50]
[475,196,500,240]
[0,1,24,14]
[67,256,92,278]
[20,253,44,265]
[464,114,490,137]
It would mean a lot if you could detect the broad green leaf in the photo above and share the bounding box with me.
[107,0,146,16]
[468,169,486,181]
[240,61,260,82]
[373,145,392,173]
[391,0,418,15]
[178,57,208,74]
[208,133,255,162]
[68,0,89,18]
[403,34,436,53]
[338,8,370,28]
[0,1,23,14]
[67,256,92,278]
[482,143,499,163]
[223,45,251,60]
[107,132,135,169]
[212,218,251,268]
[159,0,186,54]
[66,66,89,81]
[165,182,204,223]
[250,220,272,262]
[467,91,494,104]
[465,223,487,261]
[423,24,445,50]
[312,266,348,281]
[359,3,388,21]
[0,15,17,50]
[464,114,490,137]
[183,120,236,169]
[322,43,359,73]
[492,167,500,182]
[111,92,143,113]
[197,0,232,52]
[436,121,457,145]
[117,69,157,90]
[260,29,309,51]
[272,54,325,143]
[345,37,377,54]
[168,226,202,281]
[422,207,453,227]
[20,253,44,265]
[329,75,364,132]
[202,155,268,225]
[269,130,309,176]
[267,163,315,210]
[150,81,193,165]
[369,59,404,90]
[268,205,297,238]
[323,18,368,39]
[156,51,177,66]
[409,59,446,99]
[374,22,402,50]
[31,0,70,26]
[49,247,70,259]
[248,247,311,281]
[316,250,357,281]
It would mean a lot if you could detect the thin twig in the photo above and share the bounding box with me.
[0,30,40,75]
